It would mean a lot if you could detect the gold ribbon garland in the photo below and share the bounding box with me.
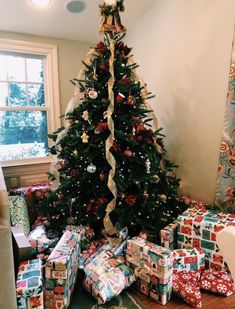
[103,38,118,236]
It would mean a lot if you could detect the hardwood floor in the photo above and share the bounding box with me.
[136,290,235,308]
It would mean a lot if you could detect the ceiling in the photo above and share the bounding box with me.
[0,0,155,43]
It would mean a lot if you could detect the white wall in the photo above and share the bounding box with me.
[127,0,235,203]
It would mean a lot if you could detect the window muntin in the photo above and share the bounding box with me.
[0,39,60,167]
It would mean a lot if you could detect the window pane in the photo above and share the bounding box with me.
[9,83,27,106]
[7,55,26,81]
[0,55,7,81]
[0,110,49,160]
[28,83,45,106]
[27,58,44,82]
[0,82,9,107]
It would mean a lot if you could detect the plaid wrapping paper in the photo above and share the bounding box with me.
[83,245,135,304]
[177,208,235,269]
[173,247,205,272]
[126,237,173,305]
[16,259,43,309]
[161,222,178,250]
[44,230,80,309]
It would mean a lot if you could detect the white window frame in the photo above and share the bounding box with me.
[0,39,61,167]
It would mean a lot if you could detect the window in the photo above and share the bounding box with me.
[0,39,60,167]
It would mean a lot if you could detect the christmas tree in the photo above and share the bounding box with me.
[44,0,186,240]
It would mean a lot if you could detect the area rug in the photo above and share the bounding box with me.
[68,285,145,309]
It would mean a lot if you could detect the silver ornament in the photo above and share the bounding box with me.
[87,163,96,173]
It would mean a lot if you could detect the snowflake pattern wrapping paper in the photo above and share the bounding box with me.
[199,269,234,296]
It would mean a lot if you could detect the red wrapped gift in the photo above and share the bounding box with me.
[179,196,208,210]
[199,269,234,296]
[173,270,202,308]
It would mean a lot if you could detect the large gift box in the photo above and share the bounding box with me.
[16,259,43,309]
[126,237,173,305]
[173,247,205,272]
[177,208,235,269]
[83,244,135,304]
[44,230,80,308]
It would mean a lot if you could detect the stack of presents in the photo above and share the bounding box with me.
[8,184,235,308]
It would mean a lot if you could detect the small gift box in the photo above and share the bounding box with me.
[83,244,135,304]
[172,270,202,309]
[126,237,173,305]
[199,269,234,296]
[16,259,43,309]
[44,230,80,308]
[173,247,205,272]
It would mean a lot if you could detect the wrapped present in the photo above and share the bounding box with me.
[126,237,173,305]
[126,237,173,280]
[199,269,234,296]
[79,238,108,268]
[10,183,51,225]
[28,225,58,254]
[45,230,80,308]
[172,271,202,308]
[161,222,178,250]
[179,196,209,210]
[173,247,205,272]
[177,208,235,269]
[66,225,95,242]
[9,196,30,236]
[83,244,135,304]
[16,259,43,309]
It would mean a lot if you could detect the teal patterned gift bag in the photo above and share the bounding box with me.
[9,196,30,236]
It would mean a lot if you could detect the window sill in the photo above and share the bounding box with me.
[2,157,53,189]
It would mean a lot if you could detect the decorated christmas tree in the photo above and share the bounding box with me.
[44,0,186,240]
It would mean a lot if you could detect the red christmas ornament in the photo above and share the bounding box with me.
[116,93,125,103]
[101,98,107,103]
[124,194,137,207]
[96,122,108,132]
[124,149,133,157]
[121,76,132,86]
[97,41,107,54]
[99,63,107,71]
[136,123,146,134]
[70,169,79,177]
